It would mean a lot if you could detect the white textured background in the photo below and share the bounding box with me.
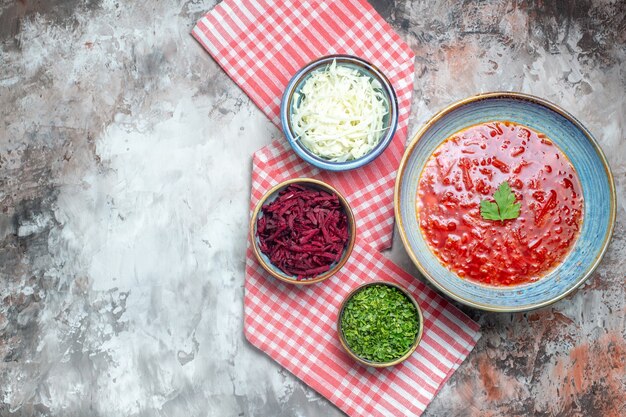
[1,0,624,416]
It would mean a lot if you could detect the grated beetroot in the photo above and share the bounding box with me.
[256,184,350,280]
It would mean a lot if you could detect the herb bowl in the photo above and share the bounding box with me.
[250,178,356,285]
[338,281,424,368]
[280,55,398,171]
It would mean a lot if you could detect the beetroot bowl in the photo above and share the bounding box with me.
[250,178,356,285]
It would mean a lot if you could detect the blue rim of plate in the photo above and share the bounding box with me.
[394,92,617,312]
[280,54,398,171]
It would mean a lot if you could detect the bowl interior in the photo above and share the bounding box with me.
[252,179,355,284]
[338,281,424,367]
[396,93,615,311]
[281,55,398,171]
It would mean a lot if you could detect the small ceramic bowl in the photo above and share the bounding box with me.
[280,55,398,171]
[250,178,356,285]
[395,92,616,312]
[338,281,424,368]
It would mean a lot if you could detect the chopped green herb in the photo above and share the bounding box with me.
[340,284,419,363]
[480,181,521,222]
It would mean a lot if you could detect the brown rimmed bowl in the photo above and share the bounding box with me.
[337,281,424,368]
[250,178,356,285]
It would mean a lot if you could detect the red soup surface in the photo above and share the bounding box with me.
[417,121,583,286]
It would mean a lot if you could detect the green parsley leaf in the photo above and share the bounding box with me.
[480,181,521,222]
[479,200,501,221]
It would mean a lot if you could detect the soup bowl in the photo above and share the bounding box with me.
[395,92,616,312]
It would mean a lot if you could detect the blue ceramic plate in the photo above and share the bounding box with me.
[395,92,616,312]
[280,55,398,171]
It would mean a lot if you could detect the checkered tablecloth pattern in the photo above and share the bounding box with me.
[193,1,481,416]
[245,152,481,416]
[193,0,415,250]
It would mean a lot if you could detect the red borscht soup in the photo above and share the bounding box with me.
[417,121,583,286]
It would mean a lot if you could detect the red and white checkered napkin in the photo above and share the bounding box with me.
[245,150,481,416]
[193,0,415,250]
[193,0,481,415]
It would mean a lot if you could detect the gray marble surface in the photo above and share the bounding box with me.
[1,0,625,416]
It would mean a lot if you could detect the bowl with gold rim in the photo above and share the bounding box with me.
[394,92,616,312]
[250,177,356,285]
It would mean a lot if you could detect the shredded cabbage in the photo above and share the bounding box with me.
[291,60,389,162]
